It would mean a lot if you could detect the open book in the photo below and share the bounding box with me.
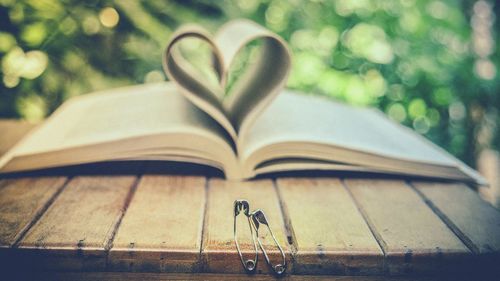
[0,20,485,184]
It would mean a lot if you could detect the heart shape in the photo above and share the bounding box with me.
[163,19,291,143]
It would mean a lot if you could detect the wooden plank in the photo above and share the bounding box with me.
[412,181,500,254]
[31,272,445,281]
[344,179,471,275]
[109,176,206,272]
[202,179,290,274]
[277,178,383,275]
[0,177,67,247]
[16,176,137,271]
[0,119,37,157]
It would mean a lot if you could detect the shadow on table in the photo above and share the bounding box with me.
[0,160,224,178]
[0,160,469,186]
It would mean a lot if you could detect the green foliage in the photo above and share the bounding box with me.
[0,0,498,167]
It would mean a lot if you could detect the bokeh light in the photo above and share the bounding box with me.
[99,7,120,28]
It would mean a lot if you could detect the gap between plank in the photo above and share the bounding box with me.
[341,178,388,273]
[272,178,298,255]
[198,176,210,272]
[406,181,480,254]
[104,175,141,252]
[11,176,72,248]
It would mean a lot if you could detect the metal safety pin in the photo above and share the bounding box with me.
[250,209,287,276]
[233,200,258,273]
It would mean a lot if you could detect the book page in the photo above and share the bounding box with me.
[163,25,237,141]
[241,90,459,168]
[5,82,229,158]
[215,19,291,136]
[163,20,291,145]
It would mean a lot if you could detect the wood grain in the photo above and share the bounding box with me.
[277,178,383,275]
[345,179,471,275]
[0,177,67,247]
[202,179,290,274]
[412,182,500,254]
[17,176,137,271]
[412,181,500,279]
[109,176,206,272]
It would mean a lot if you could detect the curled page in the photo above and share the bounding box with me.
[162,24,235,140]
[163,19,291,149]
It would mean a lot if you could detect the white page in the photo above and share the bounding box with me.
[241,90,458,168]
[12,82,227,156]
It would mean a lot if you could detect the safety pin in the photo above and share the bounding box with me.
[250,209,287,276]
[233,200,258,273]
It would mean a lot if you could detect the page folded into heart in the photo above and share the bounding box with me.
[163,19,291,148]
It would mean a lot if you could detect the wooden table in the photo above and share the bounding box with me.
[1,122,499,280]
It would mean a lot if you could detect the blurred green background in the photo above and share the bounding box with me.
[0,0,498,168]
